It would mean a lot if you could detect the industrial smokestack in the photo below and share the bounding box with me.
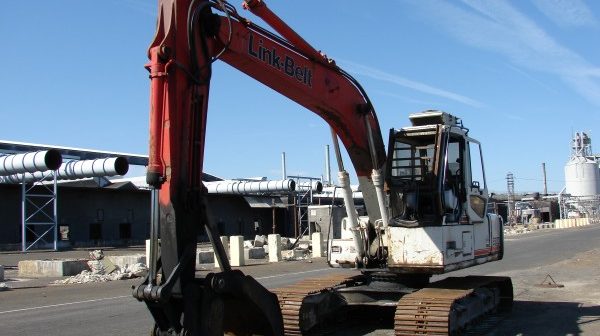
[281,152,287,180]
[0,157,129,184]
[542,162,548,195]
[0,150,62,176]
[204,179,296,195]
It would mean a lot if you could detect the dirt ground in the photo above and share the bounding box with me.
[489,248,600,336]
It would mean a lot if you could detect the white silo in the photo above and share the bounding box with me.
[564,132,600,197]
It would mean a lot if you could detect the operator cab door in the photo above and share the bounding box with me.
[441,133,466,224]
[465,139,491,257]
[465,140,488,222]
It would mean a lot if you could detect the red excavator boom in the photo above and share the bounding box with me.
[134,0,386,334]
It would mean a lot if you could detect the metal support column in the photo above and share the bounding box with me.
[21,172,58,251]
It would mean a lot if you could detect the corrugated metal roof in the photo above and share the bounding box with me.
[0,140,148,165]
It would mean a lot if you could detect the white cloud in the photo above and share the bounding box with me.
[407,0,600,107]
[338,59,484,108]
[374,90,442,106]
[532,0,598,28]
[504,64,559,94]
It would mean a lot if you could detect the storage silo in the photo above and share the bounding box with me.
[564,132,600,196]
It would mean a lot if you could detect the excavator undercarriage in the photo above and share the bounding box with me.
[274,273,513,335]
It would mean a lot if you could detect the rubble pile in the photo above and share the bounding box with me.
[504,225,532,236]
[282,248,311,261]
[54,250,148,285]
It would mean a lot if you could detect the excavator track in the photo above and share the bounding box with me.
[272,273,361,335]
[394,276,513,336]
[394,288,471,335]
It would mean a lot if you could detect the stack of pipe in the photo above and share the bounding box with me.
[295,181,323,193]
[204,179,296,194]
[0,157,129,183]
[0,150,62,176]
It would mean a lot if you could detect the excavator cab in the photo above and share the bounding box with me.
[329,110,504,273]
[387,110,474,226]
[324,112,511,334]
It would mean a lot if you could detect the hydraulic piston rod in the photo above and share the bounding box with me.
[331,128,365,259]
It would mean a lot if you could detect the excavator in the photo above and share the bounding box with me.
[133,0,513,335]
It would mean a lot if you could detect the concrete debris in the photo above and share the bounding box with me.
[18,259,89,277]
[89,249,104,260]
[282,248,310,261]
[253,235,267,248]
[504,225,532,236]
[54,262,148,284]
[245,247,266,259]
[280,237,291,250]
[0,283,8,291]
[88,249,117,274]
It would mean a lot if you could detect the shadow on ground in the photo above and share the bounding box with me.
[490,300,600,336]
[307,300,600,335]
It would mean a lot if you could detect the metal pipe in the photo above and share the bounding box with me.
[204,179,296,194]
[331,129,345,172]
[281,152,287,180]
[148,188,159,286]
[296,181,323,193]
[53,175,58,251]
[21,182,25,252]
[0,150,62,176]
[1,157,129,183]
[325,145,332,186]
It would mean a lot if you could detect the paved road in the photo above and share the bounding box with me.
[1,225,599,335]
[444,224,600,277]
[0,263,353,336]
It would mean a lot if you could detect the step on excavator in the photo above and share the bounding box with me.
[132,1,513,335]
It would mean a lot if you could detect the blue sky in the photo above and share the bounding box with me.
[2,0,599,193]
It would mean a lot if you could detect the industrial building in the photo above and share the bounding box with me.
[0,141,312,251]
[498,132,600,226]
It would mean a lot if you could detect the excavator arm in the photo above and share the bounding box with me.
[134,0,387,334]
[210,1,386,176]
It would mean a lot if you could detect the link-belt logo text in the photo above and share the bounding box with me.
[248,33,313,87]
